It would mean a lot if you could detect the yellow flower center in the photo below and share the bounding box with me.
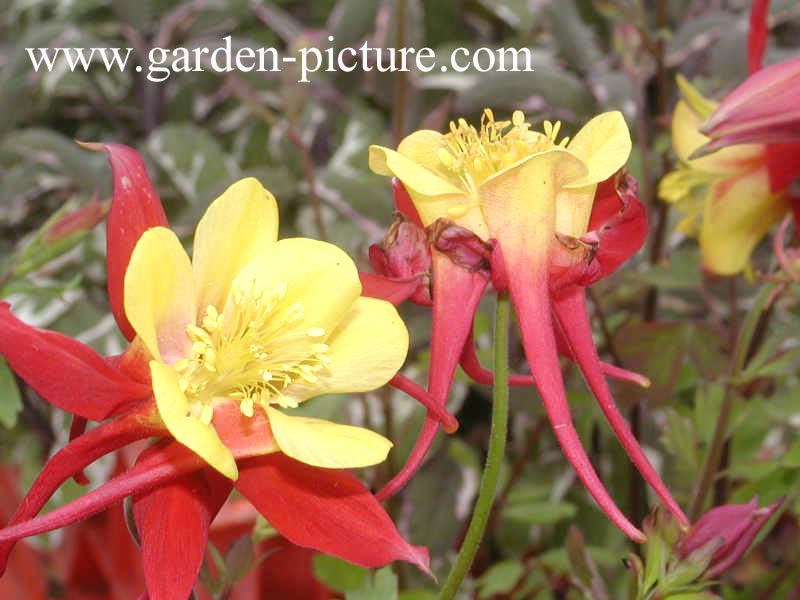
[172,278,331,424]
[436,109,570,197]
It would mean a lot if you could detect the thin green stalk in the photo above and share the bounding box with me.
[440,292,510,599]
[688,281,778,520]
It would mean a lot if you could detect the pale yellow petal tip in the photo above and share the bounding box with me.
[223,176,276,202]
[74,140,105,152]
[675,75,716,120]
[204,451,240,480]
[564,110,632,188]
[267,406,392,469]
[368,145,393,176]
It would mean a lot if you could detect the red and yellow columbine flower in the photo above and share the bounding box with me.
[658,76,796,275]
[659,0,800,276]
[367,110,688,541]
[0,144,428,599]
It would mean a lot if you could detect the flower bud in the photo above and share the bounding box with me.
[676,497,781,578]
[43,198,107,244]
[697,56,800,154]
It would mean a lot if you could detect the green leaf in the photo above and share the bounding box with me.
[502,500,577,526]
[408,447,464,555]
[312,554,369,593]
[0,357,22,429]
[615,322,725,407]
[477,559,524,598]
[693,383,724,446]
[478,0,538,31]
[398,591,438,600]
[637,248,703,291]
[145,124,238,205]
[327,0,380,46]
[660,409,699,482]
[0,128,107,193]
[544,0,602,73]
[642,532,667,596]
[449,60,596,118]
[345,567,398,600]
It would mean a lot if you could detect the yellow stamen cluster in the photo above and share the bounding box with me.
[173,279,330,423]
[437,109,569,199]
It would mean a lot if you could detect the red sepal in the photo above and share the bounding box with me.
[765,142,800,193]
[0,303,151,420]
[235,453,430,573]
[585,174,647,284]
[68,417,90,485]
[359,272,422,306]
[392,179,424,228]
[748,0,770,74]
[0,440,204,550]
[0,468,48,600]
[133,469,232,600]
[82,143,168,341]
[55,491,144,599]
[0,407,163,573]
[248,537,333,600]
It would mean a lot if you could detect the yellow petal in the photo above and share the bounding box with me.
[150,361,238,479]
[266,406,392,468]
[565,111,632,188]
[193,178,279,316]
[658,167,710,236]
[481,148,587,259]
[658,165,718,204]
[555,184,597,239]
[699,167,789,275]
[227,238,361,336]
[369,144,489,238]
[672,100,764,173]
[396,129,450,170]
[124,227,195,363]
[281,296,409,403]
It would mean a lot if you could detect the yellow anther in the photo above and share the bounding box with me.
[437,148,455,168]
[288,302,304,320]
[199,403,214,425]
[175,280,335,424]
[240,397,254,418]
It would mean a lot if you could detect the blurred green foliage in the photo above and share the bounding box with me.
[1,0,800,598]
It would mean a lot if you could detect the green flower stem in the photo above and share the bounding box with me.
[688,281,778,521]
[440,292,510,599]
